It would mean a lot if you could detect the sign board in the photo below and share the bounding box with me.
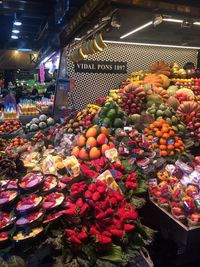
[74,60,127,74]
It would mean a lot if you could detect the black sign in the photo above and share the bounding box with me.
[74,60,127,74]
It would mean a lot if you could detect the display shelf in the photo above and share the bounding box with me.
[150,199,200,232]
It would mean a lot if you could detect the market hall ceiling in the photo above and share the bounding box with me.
[60,0,200,48]
[0,0,87,51]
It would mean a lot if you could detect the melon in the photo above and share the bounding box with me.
[167,85,178,96]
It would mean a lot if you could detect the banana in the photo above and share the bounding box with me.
[91,38,103,52]
[95,32,107,49]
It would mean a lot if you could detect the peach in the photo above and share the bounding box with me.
[100,126,109,136]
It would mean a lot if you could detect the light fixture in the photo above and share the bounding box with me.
[11,35,18,39]
[163,18,183,23]
[14,21,22,26]
[12,29,20,34]
[181,19,192,28]
[120,21,153,39]
[193,21,200,25]
[18,48,32,52]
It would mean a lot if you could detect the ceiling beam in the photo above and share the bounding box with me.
[111,0,200,16]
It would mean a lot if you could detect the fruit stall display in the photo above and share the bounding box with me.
[1,59,200,265]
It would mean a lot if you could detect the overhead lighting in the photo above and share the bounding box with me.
[163,18,183,23]
[14,21,22,26]
[103,40,200,50]
[12,29,20,34]
[120,21,153,39]
[18,48,32,52]
[193,21,200,25]
[11,35,18,39]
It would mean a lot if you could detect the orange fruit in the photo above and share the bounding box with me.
[175,148,181,152]
[86,137,97,148]
[161,127,169,133]
[144,128,150,133]
[101,144,110,155]
[86,127,98,138]
[159,145,167,150]
[163,133,169,139]
[149,124,154,129]
[178,140,183,146]
[169,130,175,136]
[72,146,80,157]
[160,138,167,145]
[155,131,162,137]
[89,147,101,160]
[160,150,168,157]
[169,151,174,156]
[174,142,180,148]
[148,135,154,140]
[154,121,162,127]
[167,144,174,150]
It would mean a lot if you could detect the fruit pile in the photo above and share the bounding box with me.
[25,115,55,132]
[97,101,125,129]
[187,113,200,140]
[0,120,21,134]
[72,126,115,160]
[145,119,184,157]
[107,88,122,105]
[64,104,100,134]
[119,84,145,115]
[147,103,186,135]
[76,104,100,128]
[149,162,200,227]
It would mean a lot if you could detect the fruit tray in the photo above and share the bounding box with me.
[150,199,200,231]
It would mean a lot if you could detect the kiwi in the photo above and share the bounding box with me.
[73,122,79,128]
[69,119,74,124]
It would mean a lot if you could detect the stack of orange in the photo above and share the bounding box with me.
[144,119,184,157]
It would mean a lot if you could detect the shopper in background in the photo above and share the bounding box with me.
[30,88,40,100]
[4,89,17,108]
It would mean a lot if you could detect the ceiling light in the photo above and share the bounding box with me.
[193,21,200,25]
[163,18,183,23]
[103,40,200,50]
[11,35,18,39]
[14,20,22,26]
[12,29,20,34]
[18,48,32,52]
[120,21,153,39]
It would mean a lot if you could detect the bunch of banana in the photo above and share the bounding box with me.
[69,48,87,62]
[70,32,107,62]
